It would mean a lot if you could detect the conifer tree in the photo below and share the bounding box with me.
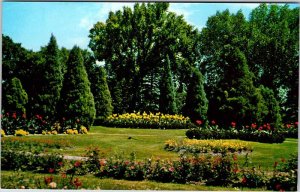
[184,68,208,122]
[159,55,177,114]
[92,66,113,118]
[58,46,96,128]
[3,77,28,114]
[219,47,257,126]
[38,34,63,118]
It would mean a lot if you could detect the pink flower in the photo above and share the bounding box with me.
[231,122,236,128]
[196,120,202,126]
[48,168,55,173]
[286,124,291,129]
[168,167,175,172]
[74,161,81,167]
[295,122,298,126]
[58,162,63,166]
[211,120,216,125]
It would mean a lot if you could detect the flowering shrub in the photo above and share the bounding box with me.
[80,126,88,134]
[186,121,286,143]
[103,112,194,129]
[164,139,252,154]
[1,129,5,137]
[65,129,79,135]
[278,122,298,138]
[15,129,29,136]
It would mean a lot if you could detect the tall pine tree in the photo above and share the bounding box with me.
[159,55,177,114]
[92,66,113,118]
[183,68,208,122]
[37,34,63,118]
[58,46,95,128]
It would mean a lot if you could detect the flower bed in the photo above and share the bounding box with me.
[186,121,286,143]
[1,112,89,136]
[164,139,253,154]
[102,112,195,129]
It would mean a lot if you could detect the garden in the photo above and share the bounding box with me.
[2,2,298,191]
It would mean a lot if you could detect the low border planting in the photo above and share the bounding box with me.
[164,139,253,154]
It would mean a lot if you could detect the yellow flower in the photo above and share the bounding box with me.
[1,129,5,137]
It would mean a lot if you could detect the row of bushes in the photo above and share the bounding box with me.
[101,112,195,129]
[1,112,88,135]
[164,139,252,154]
[185,121,298,143]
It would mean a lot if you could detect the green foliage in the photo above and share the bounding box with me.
[89,2,200,113]
[37,34,63,118]
[3,77,28,114]
[92,66,113,118]
[218,48,257,126]
[58,46,96,128]
[183,68,208,122]
[159,55,177,114]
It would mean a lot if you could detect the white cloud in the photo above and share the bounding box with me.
[69,36,89,49]
[97,3,135,22]
[79,17,94,29]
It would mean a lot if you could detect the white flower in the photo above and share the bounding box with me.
[49,182,57,189]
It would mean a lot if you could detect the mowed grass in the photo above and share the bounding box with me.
[3,126,298,170]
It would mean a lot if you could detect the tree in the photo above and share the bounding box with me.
[218,48,258,126]
[248,4,299,122]
[58,46,95,128]
[89,2,200,113]
[159,55,177,114]
[37,34,63,118]
[183,68,208,122]
[92,66,113,118]
[3,77,28,114]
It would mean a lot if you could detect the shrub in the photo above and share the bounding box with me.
[103,112,194,129]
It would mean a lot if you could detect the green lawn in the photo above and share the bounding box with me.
[3,126,298,170]
[1,126,297,190]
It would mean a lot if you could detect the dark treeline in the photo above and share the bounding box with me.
[2,3,298,127]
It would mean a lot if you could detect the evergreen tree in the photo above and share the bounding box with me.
[92,66,113,118]
[58,46,95,128]
[259,85,282,127]
[38,34,63,118]
[159,55,177,114]
[218,47,257,126]
[183,68,208,122]
[3,77,28,114]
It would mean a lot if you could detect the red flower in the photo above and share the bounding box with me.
[12,113,17,119]
[58,162,63,166]
[99,159,106,166]
[233,154,238,161]
[274,161,278,168]
[267,123,271,130]
[231,122,236,128]
[286,124,291,129]
[73,178,82,188]
[169,167,175,172]
[275,183,282,190]
[241,177,247,184]
[258,127,263,131]
[74,161,81,167]
[233,167,239,173]
[124,161,130,165]
[263,124,267,128]
[48,168,55,173]
[211,120,216,125]
[196,120,202,126]
[44,176,53,184]
[251,123,257,129]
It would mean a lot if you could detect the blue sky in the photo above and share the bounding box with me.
[3,2,299,52]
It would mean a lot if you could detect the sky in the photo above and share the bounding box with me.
[2,2,299,52]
